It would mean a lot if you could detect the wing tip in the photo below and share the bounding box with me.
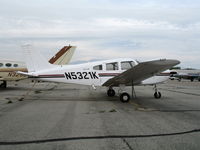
[166,59,181,66]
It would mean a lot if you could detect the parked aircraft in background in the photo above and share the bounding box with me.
[18,48,180,102]
[170,69,200,82]
[0,45,76,88]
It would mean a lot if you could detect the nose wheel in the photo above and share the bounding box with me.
[154,85,161,99]
[154,91,161,99]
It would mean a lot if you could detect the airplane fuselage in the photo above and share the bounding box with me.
[0,60,27,81]
[31,58,170,87]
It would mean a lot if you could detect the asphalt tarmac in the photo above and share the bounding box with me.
[0,79,200,150]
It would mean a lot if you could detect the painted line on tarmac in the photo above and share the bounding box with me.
[160,88,200,96]
[0,129,199,145]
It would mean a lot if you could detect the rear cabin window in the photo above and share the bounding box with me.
[0,63,3,67]
[5,63,12,67]
[106,62,118,70]
[13,64,19,67]
[121,61,135,70]
[93,65,103,70]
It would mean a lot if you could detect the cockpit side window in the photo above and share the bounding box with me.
[93,65,103,70]
[106,62,118,70]
[0,63,3,67]
[121,61,135,70]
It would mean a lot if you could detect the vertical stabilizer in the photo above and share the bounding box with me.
[49,46,76,65]
[22,44,54,72]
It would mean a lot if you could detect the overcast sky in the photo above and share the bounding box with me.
[0,0,200,68]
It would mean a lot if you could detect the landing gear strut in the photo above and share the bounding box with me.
[0,81,7,88]
[154,85,161,99]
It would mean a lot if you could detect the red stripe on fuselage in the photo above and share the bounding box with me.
[38,74,65,77]
[98,73,120,77]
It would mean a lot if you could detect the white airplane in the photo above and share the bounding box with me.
[0,45,76,88]
[170,69,200,82]
[18,48,180,102]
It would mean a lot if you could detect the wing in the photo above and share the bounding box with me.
[102,59,180,87]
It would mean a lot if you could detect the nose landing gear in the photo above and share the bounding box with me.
[154,85,161,99]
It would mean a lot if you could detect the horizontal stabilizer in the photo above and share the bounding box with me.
[16,71,38,77]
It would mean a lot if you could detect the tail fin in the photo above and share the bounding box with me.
[49,46,76,65]
[22,44,54,72]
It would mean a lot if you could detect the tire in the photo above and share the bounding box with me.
[107,89,115,97]
[0,81,7,88]
[154,92,161,99]
[120,93,130,103]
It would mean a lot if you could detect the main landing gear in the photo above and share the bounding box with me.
[107,84,162,102]
[0,81,7,88]
[120,92,130,103]
[107,86,131,103]
[154,85,161,99]
[107,88,115,97]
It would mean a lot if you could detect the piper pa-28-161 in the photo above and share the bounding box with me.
[0,45,76,88]
[18,48,180,102]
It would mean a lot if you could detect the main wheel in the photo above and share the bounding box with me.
[107,89,115,97]
[154,92,161,99]
[0,81,7,88]
[120,92,130,103]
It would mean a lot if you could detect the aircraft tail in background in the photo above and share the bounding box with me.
[22,44,55,72]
